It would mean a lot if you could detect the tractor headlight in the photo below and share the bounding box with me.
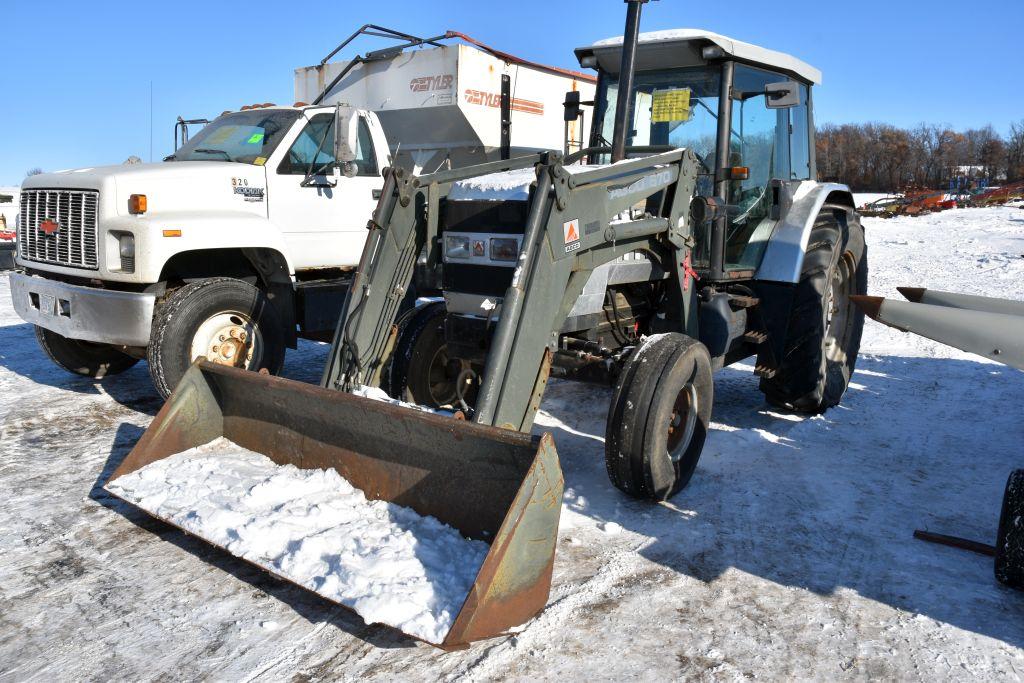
[444,235,471,260]
[489,237,519,262]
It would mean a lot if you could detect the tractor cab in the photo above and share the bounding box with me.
[574,30,821,281]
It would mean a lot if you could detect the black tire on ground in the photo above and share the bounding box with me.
[995,469,1024,589]
[386,302,476,409]
[760,203,868,413]
[147,277,285,399]
[605,333,714,501]
[35,326,138,378]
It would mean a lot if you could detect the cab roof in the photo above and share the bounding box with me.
[575,29,822,85]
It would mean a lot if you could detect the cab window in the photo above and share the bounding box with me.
[726,65,805,269]
[170,109,300,164]
[789,84,812,180]
[277,114,378,176]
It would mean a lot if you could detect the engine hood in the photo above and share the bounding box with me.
[22,162,269,218]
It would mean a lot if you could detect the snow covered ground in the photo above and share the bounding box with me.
[1,205,1023,680]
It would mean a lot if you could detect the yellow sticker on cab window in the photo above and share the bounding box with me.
[651,88,692,123]
[254,156,267,166]
[206,125,238,144]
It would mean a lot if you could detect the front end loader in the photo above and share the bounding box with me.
[108,1,869,645]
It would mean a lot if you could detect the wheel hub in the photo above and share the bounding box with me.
[426,345,474,407]
[191,312,262,369]
[824,256,854,363]
[667,383,699,461]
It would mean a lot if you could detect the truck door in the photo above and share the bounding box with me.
[268,112,382,269]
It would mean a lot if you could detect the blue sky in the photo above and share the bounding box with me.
[2,0,1021,185]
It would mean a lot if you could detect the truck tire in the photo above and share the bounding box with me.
[995,469,1024,589]
[148,278,285,399]
[605,333,713,501]
[387,302,476,409]
[760,204,868,413]
[35,326,138,379]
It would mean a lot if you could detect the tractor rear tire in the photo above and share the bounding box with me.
[760,203,868,413]
[36,326,138,379]
[995,469,1024,589]
[605,333,713,501]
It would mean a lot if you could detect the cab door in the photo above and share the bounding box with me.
[267,112,382,269]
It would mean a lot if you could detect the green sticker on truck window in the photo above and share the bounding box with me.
[246,132,265,144]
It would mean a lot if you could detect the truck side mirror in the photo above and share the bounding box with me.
[765,81,800,109]
[333,106,360,173]
[563,91,583,122]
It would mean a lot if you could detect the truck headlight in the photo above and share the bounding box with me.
[117,232,136,273]
[489,238,519,262]
[445,235,471,260]
[119,233,135,259]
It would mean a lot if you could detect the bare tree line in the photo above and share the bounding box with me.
[816,121,1024,192]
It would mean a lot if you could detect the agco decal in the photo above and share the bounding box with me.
[409,75,454,92]
[463,89,544,116]
[231,177,265,202]
[563,218,581,253]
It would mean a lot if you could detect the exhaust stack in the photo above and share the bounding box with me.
[610,0,649,162]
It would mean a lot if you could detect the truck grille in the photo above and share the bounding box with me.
[19,189,99,269]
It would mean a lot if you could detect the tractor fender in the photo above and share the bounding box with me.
[755,181,855,284]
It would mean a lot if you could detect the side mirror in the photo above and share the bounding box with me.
[333,105,359,165]
[765,81,800,109]
[563,91,583,122]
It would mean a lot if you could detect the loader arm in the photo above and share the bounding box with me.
[323,147,702,432]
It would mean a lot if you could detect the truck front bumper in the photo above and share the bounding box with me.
[9,272,156,347]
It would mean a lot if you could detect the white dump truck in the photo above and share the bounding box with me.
[9,28,594,397]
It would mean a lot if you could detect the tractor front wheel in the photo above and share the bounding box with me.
[605,333,713,501]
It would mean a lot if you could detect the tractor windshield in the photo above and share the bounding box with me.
[595,63,814,274]
[168,109,301,164]
[595,66,721,193]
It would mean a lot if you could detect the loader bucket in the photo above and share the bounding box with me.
[105,361,563,649]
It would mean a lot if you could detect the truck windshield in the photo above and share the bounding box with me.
[595,66,721,183]
[170,110,301,164]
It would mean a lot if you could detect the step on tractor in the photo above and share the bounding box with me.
[109,1,868,646]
